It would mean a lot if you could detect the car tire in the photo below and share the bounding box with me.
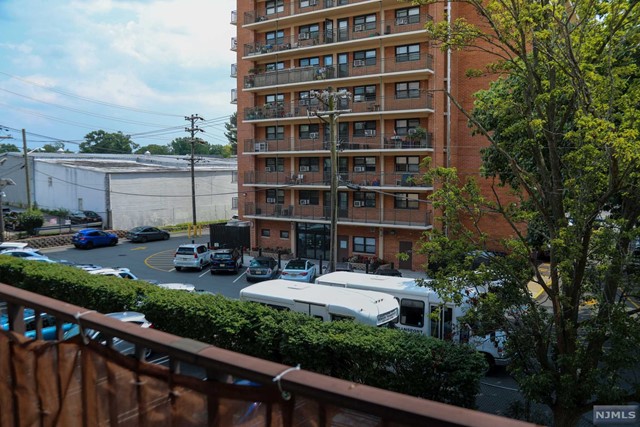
[86,242,94,249]
[197,262,203,271]
[163,234,170,240]
[210,269,215,275]
[140,236,147,243]
[175,266,182,272]
[110,239,118,246]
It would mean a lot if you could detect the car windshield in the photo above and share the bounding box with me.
[285,260,307,270]
[130,226,144,232]
[214,253,232,259]
[176,247,194,255]
[250,259,271,267]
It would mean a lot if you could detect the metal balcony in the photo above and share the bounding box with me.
[231,88,238,104]
[243,0,372,25]
[231,63,238,78]
[244,170,432,190]
[230,9,237,25]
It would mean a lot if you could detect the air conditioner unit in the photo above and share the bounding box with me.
[300,166,310,172]
[354,166,365,172]
[265,166,273,172]
[353,59,365,67]
[255,142,267,152]
[364,129,376,137]
[408,128,417,135]
[354,201,364,207]
[267,197,276,203]
[309,132,319,139]
[298,32,310,40]
[396,17,408,25]
[353,95,364,102]
[354,24,364,32]
[300,199,310,205]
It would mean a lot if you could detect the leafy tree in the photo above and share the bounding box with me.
[0,143,20,153]
[170,137,209,156]
[79,130,138,154]
[40,142,70,153]
[208,144,232,158]
[224,112,237,155]
[415,0,640,425]
[16,209,44,235]
[134,144,171,155]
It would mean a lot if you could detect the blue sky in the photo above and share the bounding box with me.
[0,0,237,152]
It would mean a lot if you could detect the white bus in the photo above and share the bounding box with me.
[315,272,509,368]
[239,279,399,327]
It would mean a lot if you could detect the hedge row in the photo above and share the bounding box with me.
[0,258,486,408]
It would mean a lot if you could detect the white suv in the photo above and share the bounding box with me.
[173,244,211,271]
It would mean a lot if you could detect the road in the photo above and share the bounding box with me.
[40,234,255,300]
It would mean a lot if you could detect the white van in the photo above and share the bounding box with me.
[239,279,399,327]
[315,271,509,368]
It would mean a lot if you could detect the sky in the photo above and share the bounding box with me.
[0,0,237,152]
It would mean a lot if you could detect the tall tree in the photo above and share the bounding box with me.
[40,142,69,153]
[415,0,640,425]
[79,130,138,154]
[224,112,237,155]
[170,137,210,156]
[0,143,20,153]
[134,144,171,155]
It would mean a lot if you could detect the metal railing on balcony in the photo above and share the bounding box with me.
[231,36,237,51]
[0,284,532,427]
[244,170,432,189]
[243,16,433,57]
[243,132,434,153]
[231,63,238,78]
[243,0,372,25]
[231,88,238,104]
[244,202,433,228]
[230,9,237,25]
[243,55,434,89]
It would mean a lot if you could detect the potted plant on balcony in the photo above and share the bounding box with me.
[407,126,427,147]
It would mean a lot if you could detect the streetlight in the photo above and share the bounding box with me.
[0,178,17,243]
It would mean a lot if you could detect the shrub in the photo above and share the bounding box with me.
[16,209,45,235]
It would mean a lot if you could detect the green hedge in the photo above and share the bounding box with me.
[0,257,485,408]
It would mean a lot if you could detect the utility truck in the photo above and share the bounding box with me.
[315,271,509,369]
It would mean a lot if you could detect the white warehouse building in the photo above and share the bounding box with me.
[0,152,238,230]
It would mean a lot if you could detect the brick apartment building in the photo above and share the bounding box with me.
[231,0,505,271]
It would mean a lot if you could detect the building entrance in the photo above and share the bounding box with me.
[296,223,330,261]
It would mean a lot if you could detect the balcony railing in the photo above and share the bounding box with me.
[231,36,237,51]
[231,88,237,104]
[244,55,434,89]
[231,63,238,78]
[243,132,434,153]
[243,0,372,25]
[244,202,433,228]
[230,9,237,25]
[244,93,434,121]
[244,170,431,189]
[243,16,433,57]
[0,284,532,427]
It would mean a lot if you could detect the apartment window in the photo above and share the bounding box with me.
[266,126,284,140]
[353,49,377,66]
[396,7,420,25]
[299,24,320,39]
[265,62,285,72]
[265,93,284,105]
[395,193,419,209]
[299,124,320,139]
[395,156,420,172]
[353,157,376,171]
[266,189,285,204]
[353,121,377,137]
[396,81,420,99]
[353,14,377,31]
[396,44,420,62]
[299,190,320,205]
[261,229,271,237]
[265,0,284,15]
[232,197,238,209]
[353,236,375,254]
[395,119,421,136]
[265,158,285,172]
[354,192,376,207]
[353,85,376,102]
[299,157,320,172]
[300,57,320,67]
[231,171,238,182]
[266,30,285,45]
[280,230,290,239]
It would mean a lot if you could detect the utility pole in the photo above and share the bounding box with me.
[22,129,31,210]
[310,88,351,273]
[185,114,205,226]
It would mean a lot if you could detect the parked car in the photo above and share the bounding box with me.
[126,226,170,243]
[0,242,33,251]
[246,256,279,282]
[1,309,73,340]
[173,243,211,271]
[156,283,196,292]
[72,229,118,249]
[0,248,55,263]
[210,248,243,274]
[68,210,102,224]
[280,258,317,283]
[88,267,140,280]
[63,311,153,357]
[373,267,402,277]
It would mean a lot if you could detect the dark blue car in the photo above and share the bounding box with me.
[72,229,118,249]
[1,309,73,340]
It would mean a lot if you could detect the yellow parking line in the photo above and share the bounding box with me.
[144,250,176,272]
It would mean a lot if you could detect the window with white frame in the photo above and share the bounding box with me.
[266,0,284,15]
[354,192,376,207]
[266,30,285,45]
[395,81,420,99]
[265,93,284,106]
[353,157,376,172]
[265,62,285,72]
[265,158,285,172]
[299,57,320,67]
[395,193,419,209]
[353,49,377,66]
[266,126,284,140]
[353,85,377,102]
[353,14,377,31]
[353,236,376,254]
[395,44,420,62]
[394,119,421,136]
[395,156,420,172]
[299,24,320,39]
[396,7,420,25]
